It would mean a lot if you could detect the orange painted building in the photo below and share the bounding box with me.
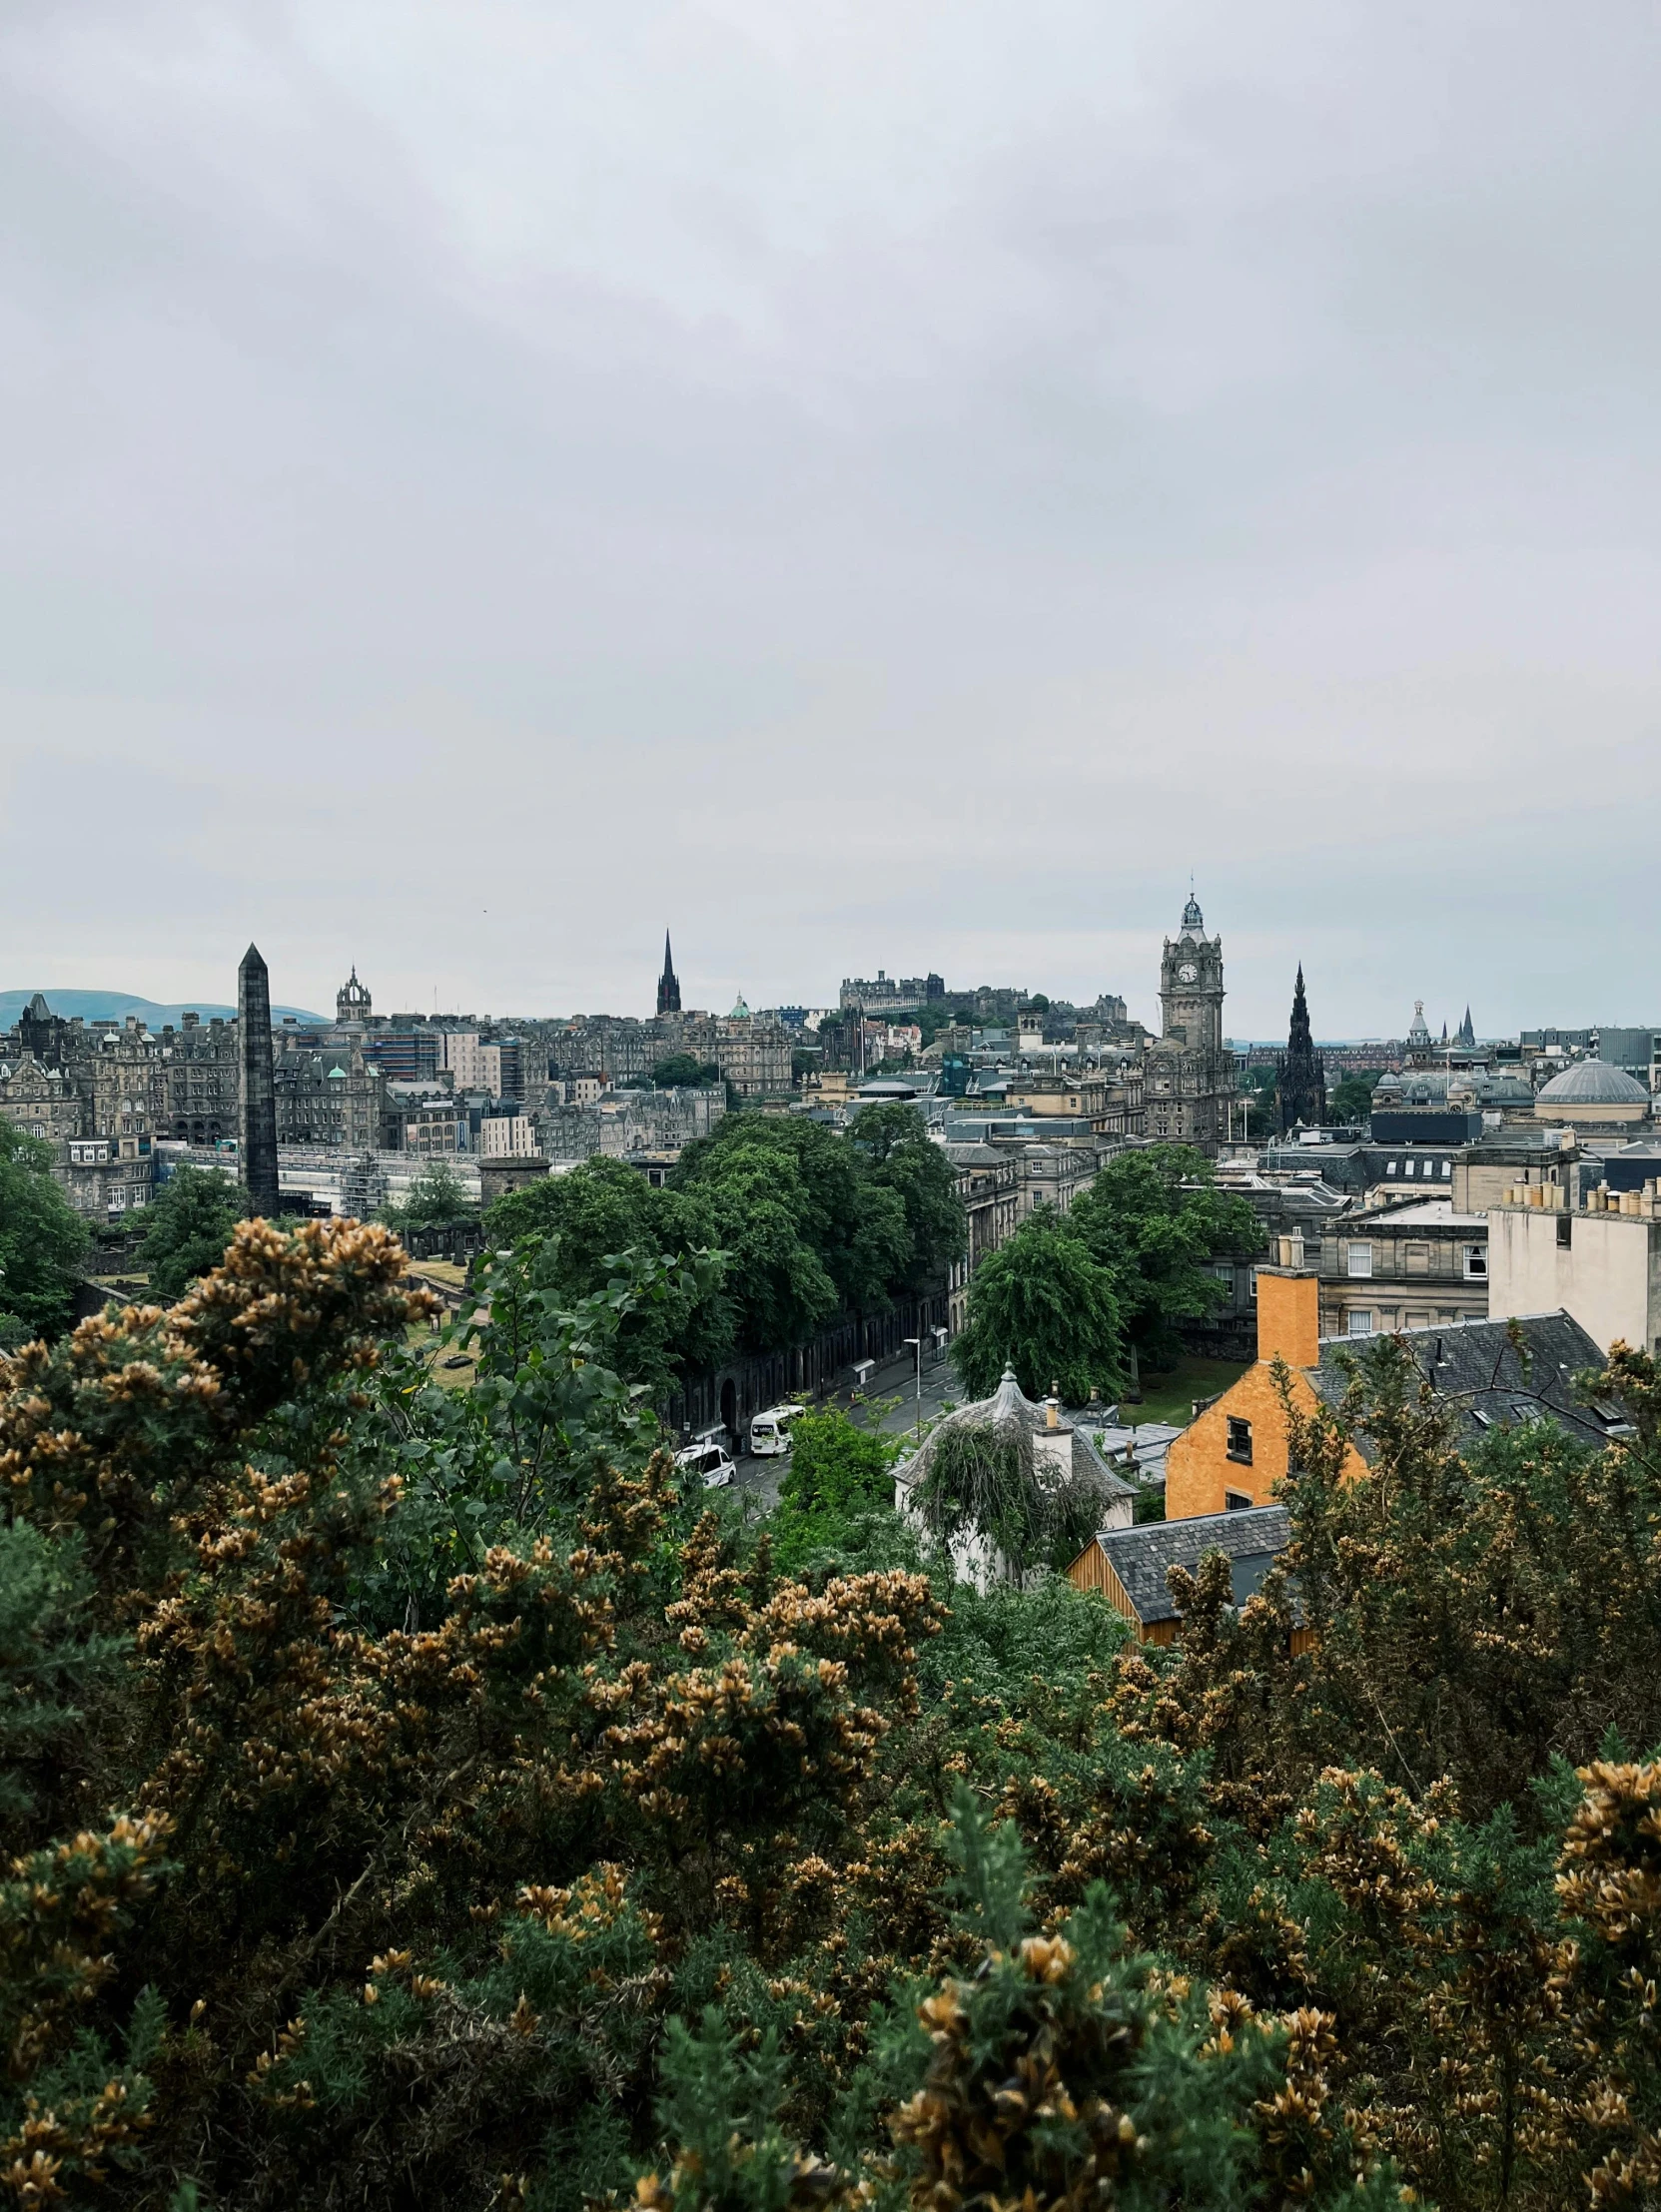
[1164,1258,1367,1520]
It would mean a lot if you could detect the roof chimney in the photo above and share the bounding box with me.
[1256,1260,1320,1370]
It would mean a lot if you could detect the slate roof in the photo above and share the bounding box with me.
[1307,1310,1621,1453]
[1091,1506,1291,1628]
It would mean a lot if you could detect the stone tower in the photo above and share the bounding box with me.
[656,931,681,1016]
[238,943,281,1216]
[1273,965,1326,1132]
[1145,892,1236,1153]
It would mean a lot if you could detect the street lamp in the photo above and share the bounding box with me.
[902,1335,923,1438]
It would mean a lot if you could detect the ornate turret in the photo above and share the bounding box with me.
[336,967,372,1027]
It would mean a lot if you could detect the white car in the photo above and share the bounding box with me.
[749,1403,807,1457]
[674,1439,736,1489]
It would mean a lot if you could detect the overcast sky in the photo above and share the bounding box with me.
[3,2,1659,1039]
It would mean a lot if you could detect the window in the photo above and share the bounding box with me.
[1348,1310,1375,1336]
[1225,1488,1253,1511]
[1227,1416,1253,1464]
[1387,1159,1399,1175]
[1441,1160,1452,1178]
[1462,1244,1487,1280]
[1346,1241,1373,1277]
[1556,1215,1572,1250]
[1248,1267,1258,1300]
[1403,1157,1416,1176]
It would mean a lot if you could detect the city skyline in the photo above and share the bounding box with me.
[4,7,1660,1036]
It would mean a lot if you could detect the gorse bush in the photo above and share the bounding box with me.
[0,1222,1659,2207]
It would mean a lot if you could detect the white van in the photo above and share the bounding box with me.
[748,1403,806,1457]
[673,1438,736,1489]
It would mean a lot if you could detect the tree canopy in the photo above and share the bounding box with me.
[651,1054,720,1090]
[137,1163,243,1301]
[0,1122,88,1345]
[383,1157,478,1231]
[3,1222,1659,2207]
[483,1156,734,1388]
[951,1207,1124,1404]
[3,1220,1661,2203]
[1067,1143,1256,1366]
[1329,1070,1383,1122]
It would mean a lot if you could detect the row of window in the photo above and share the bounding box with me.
[1345,1309,1487,1336]
[1382,1157,1452,1178]
[1346,1240,1486,1279]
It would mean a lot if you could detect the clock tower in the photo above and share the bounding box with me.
[1146,891,1235,1153]
[1159,892,1226,1057]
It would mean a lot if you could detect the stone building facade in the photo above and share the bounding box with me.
[274,1049,388,1150]
[161,1013,239,1144]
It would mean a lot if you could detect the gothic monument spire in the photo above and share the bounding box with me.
[1274,963,1326,1133]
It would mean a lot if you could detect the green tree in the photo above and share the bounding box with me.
[1329,1070,1382,1123]
[770,1409,901,1568]
[952,1208,1124,1403]
[383,1158,477,1232]
[137,1164,243,1301]
[852,1102,966,1293]
[0,1122,88,1345]
[483,1156,734,1385]
[1068,1143,1256,1368]
[652,1055,720,1090]
[673,1115,931,1343]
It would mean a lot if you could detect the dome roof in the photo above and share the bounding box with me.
[1536,1058,1650,1106]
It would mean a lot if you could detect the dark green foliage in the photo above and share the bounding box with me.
[653,1055,721,1090]
[1328,1071,1382,1122]
[0,1522,125,1829]
[770,1409,901,1568]
[8,1213,1661,2209]
[951,1209,1123,1402]
[1068,1143,1256,1368]
[851,1105,966,1296]
[0,1120,88,1342]
[382,1156,478,1230]
[137,1164,243,1300]
[483,1156,735,1384]
[671,1113,962,1350]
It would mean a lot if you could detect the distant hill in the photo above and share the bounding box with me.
[0,990,327,1029]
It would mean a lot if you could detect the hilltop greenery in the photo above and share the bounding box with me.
[1,1204,1660,2209]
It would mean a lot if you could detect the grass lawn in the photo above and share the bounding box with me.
[1124,1354,1247,1428]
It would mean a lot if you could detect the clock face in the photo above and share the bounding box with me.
[1177,962,1199,984]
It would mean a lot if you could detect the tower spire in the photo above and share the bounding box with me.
[656,930,682,1017]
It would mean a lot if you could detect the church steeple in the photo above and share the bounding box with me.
[656,931,681,1016]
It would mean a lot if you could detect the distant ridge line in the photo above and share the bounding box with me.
[0,989,328,1028]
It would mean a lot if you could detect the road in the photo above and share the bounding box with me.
[727,1344,959,1509]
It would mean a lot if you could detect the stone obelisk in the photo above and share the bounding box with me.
[238,943,281,1217]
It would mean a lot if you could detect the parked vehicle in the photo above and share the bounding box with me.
[748,1403,806,1457]
[673,1438,736,1489]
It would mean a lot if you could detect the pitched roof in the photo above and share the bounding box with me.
[1307,1310,1619,1453]
[895,1366,1136,1500]
[1090,1506,1290,1627]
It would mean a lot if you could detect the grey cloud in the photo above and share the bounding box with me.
[2,1,1659,1032]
